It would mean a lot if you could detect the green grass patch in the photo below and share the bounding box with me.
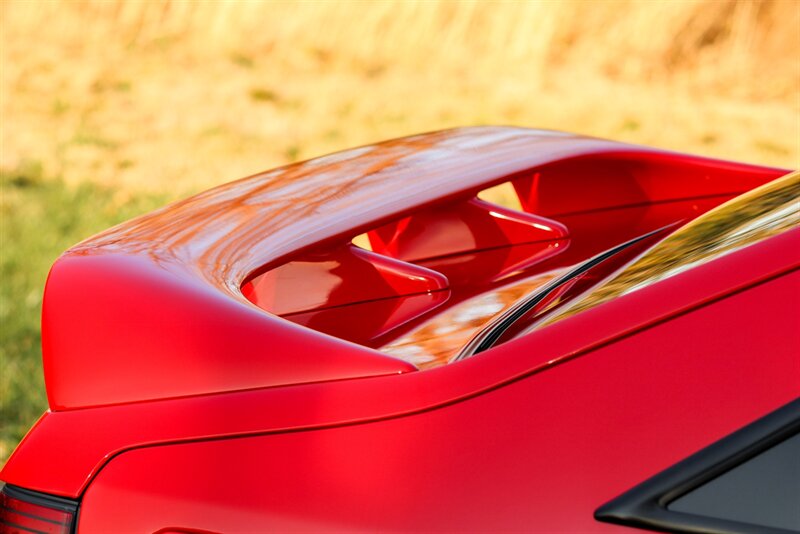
[0,167,167,464]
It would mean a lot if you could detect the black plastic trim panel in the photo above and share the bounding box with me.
[595,397,800,534]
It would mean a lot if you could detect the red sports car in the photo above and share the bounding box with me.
[1,127,798,533]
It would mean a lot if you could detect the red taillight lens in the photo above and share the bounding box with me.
[0,484,77,534]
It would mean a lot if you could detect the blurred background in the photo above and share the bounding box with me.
[1,0,798,463]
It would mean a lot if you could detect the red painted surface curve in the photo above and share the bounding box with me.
[41,127,783,410]
[78,270,800,531]
[5,227,798,498]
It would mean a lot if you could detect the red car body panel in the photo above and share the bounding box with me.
[1,127,797,532]
[37,128,780,410]
[4,225,798,500]
[77,271,799,532]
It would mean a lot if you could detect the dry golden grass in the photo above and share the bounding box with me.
[1,0,798,197]
[0,0,799,466]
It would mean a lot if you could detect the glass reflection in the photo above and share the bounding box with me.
[533,171,799,331]
[381,269,567,368]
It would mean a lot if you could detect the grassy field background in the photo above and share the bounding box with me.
[1,0,799,464]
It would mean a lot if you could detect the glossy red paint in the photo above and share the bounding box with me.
[511,152,770,216]
[482,223,679,350]
[5,221,798,501]
[279,291,452,349]
[38,127,781,410]
[242,243,448,316]
[366,197,567,261]
[77,270,800,531]
[1,127,796,532]
[271,194,754,365]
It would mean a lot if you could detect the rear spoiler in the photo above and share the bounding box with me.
[42,127,784,409]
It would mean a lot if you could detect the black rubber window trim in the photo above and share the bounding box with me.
[457,224,675,359]
[594,397,800,534]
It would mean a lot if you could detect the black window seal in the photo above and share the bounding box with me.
[456,223,678,359]
[595,396,800,534]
